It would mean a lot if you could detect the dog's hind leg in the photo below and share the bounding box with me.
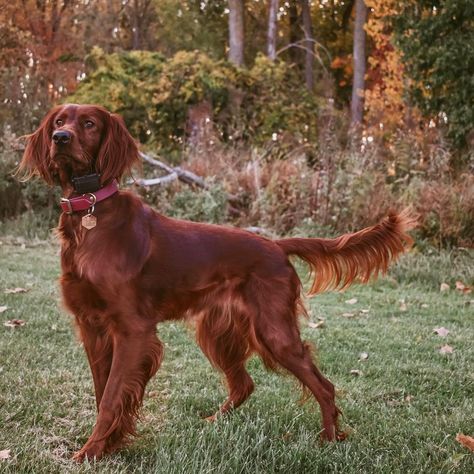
[195,304,254,420]
[246,272,344,441]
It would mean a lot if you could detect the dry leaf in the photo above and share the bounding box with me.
[4,287,28,294]
[345,298,358,305]
[342,312,355,318]
[404,395,414,403]
[0,306,7,313]
[421,303,429,308]
[439,344,454,355]
[456,433,474,452]
[360,309,370,314]
[308,320,325,329]
[455,281,472,294]
[3,319,26,328]
[359,352,369,361]
[0,449,10,460]
[433,327,450,337]
[399,301,408,312]
[440,283,450,292]
[350,369,362,376]
[147,391,160,399]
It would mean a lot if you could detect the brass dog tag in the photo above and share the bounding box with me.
[81,213,97,230]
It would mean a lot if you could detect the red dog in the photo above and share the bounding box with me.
[20,104,415,461]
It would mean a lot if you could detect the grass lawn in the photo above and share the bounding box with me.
[0,237,473,473]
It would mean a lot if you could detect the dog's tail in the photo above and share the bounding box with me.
[276,209,417,295]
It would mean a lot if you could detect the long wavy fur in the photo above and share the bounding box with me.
[276,209,417,294]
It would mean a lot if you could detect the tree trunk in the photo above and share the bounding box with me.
[301,0,314,91]
[350,0,368,126]
[228,0,245,66]
[288,2,300,64]
[267,0,278,61]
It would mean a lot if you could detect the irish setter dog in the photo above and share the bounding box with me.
[20,104,415,461]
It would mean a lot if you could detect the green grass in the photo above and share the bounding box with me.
[0,238,473,473]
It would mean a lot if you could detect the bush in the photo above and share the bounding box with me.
[69,49,319,158]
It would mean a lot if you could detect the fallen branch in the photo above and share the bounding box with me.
[139,152,207,189]
[134,172,178,187]
[137,151,241,206]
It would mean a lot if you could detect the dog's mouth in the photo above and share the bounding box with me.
[51,151,82,161]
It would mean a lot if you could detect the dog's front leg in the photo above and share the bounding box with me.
[73,321,163,462]
[76,317,113,410]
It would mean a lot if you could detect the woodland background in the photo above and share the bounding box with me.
[0,0,473,246]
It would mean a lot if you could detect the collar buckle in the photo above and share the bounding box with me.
[60,198,73,215]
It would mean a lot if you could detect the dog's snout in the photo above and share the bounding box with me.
[52,130,72,145]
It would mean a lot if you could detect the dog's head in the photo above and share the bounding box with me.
[20,104,139,188]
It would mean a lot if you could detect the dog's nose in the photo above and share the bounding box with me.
[52,130,72,145]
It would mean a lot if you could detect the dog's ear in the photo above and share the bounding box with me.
[96,113,140,184]
[18,106,62,184]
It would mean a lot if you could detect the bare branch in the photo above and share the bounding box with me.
[140,152,207,189]
[134,173,178,187]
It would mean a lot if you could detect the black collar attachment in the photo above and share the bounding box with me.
[71,173,102,194]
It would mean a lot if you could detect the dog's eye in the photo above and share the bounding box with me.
[84,120,95,129]
[56,119,63,126]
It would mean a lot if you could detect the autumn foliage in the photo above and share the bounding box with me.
[0,0,473,247]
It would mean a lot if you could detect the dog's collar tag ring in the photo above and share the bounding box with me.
[81,193,97,230]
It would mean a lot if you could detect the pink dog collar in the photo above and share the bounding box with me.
[60,180,119,214]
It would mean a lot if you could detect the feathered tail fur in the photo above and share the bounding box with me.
[276,209,417,294]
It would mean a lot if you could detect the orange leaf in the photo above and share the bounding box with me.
[456,433,474,452]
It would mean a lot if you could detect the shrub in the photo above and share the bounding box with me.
[69,49,319,158]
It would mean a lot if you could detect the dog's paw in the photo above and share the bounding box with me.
[72,441,106,463]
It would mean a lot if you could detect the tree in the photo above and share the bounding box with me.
[301,0,314,91]
[364,0,412,135]
[228,0,245,66]
[267,0,278,61]
[393,0,474,148]
[350,0,368,126]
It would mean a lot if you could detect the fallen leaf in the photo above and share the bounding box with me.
[359,352,369,361]
[399,301,408,312]
[433,327,450,337]
[0,306,7,313]
[350,369,362,376]
[421,303,429,308]
[308,320,325,329]
[440,283,450,292]
[4,287,28,294]
[439,344,454,355]
[456,433,474,452]
[455,281,472,294]
[0,449,10,460]
[404,395,414,403]
[147,391,160,399]
[345,298,358,305]
[360,309,370,314]
[3,319,26,328]
[342,312,355,318]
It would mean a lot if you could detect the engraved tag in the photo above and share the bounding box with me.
[81,213,97,230]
